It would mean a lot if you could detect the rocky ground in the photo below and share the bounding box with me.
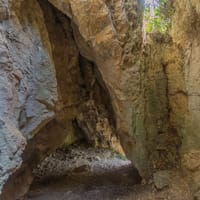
[24,143,193,200]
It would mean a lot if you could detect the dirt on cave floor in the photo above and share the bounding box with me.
[26,143,192,200]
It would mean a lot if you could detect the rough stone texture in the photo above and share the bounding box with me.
[141,34,183,176]
[153,170,171,189]
[0,0,57,196]
[48,0,143,135]
[47,0,145,176]
[0,118,26,193]
[171,0,200,196]
[7,0,57,136]
[0,0,200,199]
[1,0,128,198]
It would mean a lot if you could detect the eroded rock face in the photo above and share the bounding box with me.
[48,0,145,175]
[1,0,128,198]
[140,34,183,176]
[0,0,57,196]
[171,0,200,195]
[48,0,143,135]
[0,118,26,193]
[0,0,200,199]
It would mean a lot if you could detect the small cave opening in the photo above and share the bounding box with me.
[1,0,198,199]
[26,1,142,199]
[28,142,141,200]
[1,1,141,200]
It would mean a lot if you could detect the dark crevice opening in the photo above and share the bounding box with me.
[1,1,142,199]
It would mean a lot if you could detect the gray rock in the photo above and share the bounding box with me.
[0,118,26,193]
[153,170,171,189]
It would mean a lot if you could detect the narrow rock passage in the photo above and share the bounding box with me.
[25,144,191,200]
[26,144,141,200]
[27,165,140,200]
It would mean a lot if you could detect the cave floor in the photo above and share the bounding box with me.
[26,144,192,200]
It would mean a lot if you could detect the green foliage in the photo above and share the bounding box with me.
[144,0,173,33]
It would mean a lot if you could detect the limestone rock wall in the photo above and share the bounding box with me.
[48,0,145,176]
[0,0,58,195]
[171,0,200,196]
[139,34,184,177]
[0,0,200,199]
[0,1,126,198]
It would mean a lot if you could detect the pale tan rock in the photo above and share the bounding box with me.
[46,0,144,175]
[171,0,200,194]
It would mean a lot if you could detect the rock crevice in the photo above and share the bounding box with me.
[0,0,200,199]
